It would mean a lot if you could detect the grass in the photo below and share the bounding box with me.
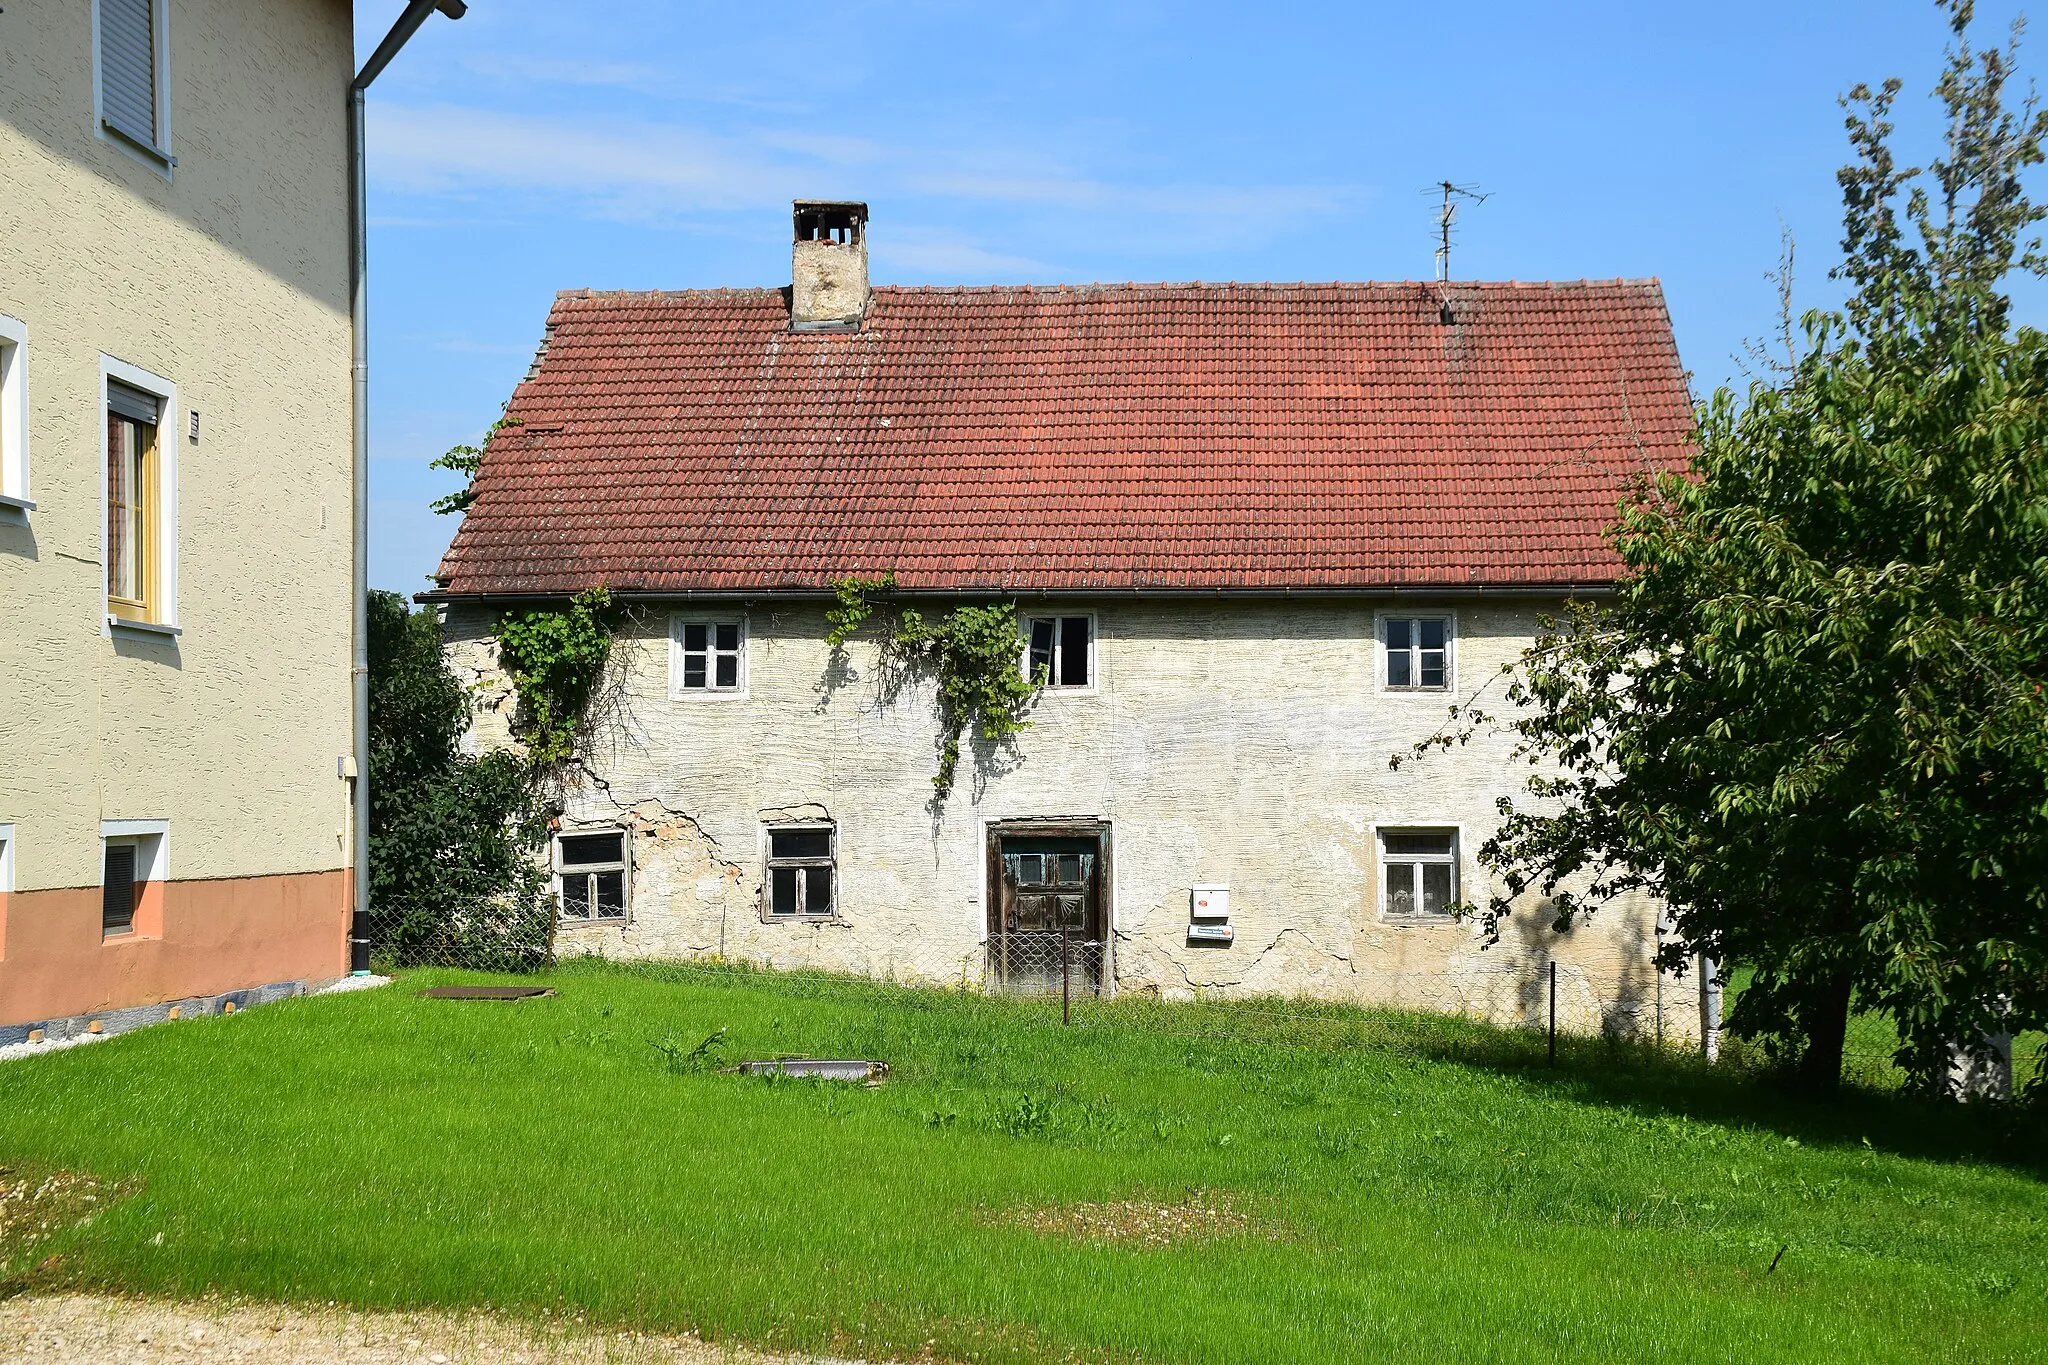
[0,958,2043,1364]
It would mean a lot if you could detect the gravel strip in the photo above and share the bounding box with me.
[0,1295,867,1364]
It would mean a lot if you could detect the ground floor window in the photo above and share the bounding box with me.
[1380,829,1457,922]
[764,825,835,920]
[557,829,628,922]
[103,839,140,936]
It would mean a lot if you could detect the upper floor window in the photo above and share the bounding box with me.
[556,830,628,923]
[106,380,162,623]
[0,314,27,513]
[1024,615,1092,688]
[670,616,745,695]
[1385,616,1450,690]
[97,0,173,165]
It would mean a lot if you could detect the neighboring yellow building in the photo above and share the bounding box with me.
[0,0,357,1030]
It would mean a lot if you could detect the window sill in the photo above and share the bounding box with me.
[0,493,33,513]
[669,688,750,702]
[109,616,181,640]
[101,120,176,169]
[557,919,629,928]
[1380,916,1459,928]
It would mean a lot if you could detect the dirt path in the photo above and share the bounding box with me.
[0,1295,864,1364]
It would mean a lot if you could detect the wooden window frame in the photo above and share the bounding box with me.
[105,404,160,623]
[554,828,630,924]
[99,358,178,634]
[669,614,748,698]
[1021,613,1097,691]
[1377,827,1460,924]
[1381,613,1454,692]
[761,823,836,922]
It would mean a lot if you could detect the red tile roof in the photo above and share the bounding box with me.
[434,280,1691,597]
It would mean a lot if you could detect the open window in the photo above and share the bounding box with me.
[556,829,628,923]
[1379,829,1458,923]
[670,616,746,696]
[1023,615,1093,689]
[0,314,28,513]
[763,824,835,920]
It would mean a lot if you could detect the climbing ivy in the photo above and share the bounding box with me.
[827,573,1042,799]
[496,587,619,772]
[428,412,521,516]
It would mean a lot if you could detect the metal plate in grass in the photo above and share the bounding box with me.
[416,986,558,1001]
[731,1058,888,1082]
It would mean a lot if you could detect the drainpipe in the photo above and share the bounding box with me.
[349,0,467,973]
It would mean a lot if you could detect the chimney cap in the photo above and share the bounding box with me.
[794,201,868,244]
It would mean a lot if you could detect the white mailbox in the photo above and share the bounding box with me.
[1191,884,1230,920]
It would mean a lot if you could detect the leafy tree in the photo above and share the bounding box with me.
[1438,1,2048,1094]
[368,590,553,970]
[428,413,520,516]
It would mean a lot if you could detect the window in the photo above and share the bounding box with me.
[97,0,172,164]
[0,314,27,512]
[1024,615,1093,688]
[1380,830,1458,922]
[103,840,140,936]
[1385,616,1450,690]
[100,359,177,631]
[670,617,745,695]
[556,830,627,922]
[764,825,835,920]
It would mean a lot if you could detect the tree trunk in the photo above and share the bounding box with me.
[1798,972,1854,1095]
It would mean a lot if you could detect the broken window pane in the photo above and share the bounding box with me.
[770,866,798,916]
[1059,617,1090,686]
[805,865,833,917]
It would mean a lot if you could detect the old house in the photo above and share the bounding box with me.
[433,201,1701,1040]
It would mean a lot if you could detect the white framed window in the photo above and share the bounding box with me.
[100,819,168,940]
[556,829,629,923]
[1378,828,1458,923]
[1022,614,1095,690]
[1383,615,1452,691]
[94,0,174,171]
[0,823,15,895]
[100,356,178,634]
[669,615,746,697]
[0,314,29,514]
[763,824,835,921]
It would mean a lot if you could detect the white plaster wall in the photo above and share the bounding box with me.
[0,0,355,891]
[446,598,1700,1043]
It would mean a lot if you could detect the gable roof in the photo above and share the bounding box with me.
[433,279,1692,598]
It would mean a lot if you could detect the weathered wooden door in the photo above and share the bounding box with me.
[989,835,1104,993]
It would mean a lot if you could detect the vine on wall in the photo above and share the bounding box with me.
[497,587,620,772]
[827,573,1042,798]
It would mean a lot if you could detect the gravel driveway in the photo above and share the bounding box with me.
[0,1295,862,1364]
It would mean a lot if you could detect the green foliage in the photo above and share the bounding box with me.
[1,959,2043,1360]
[428,413,521,516]
[1445,3,2048,1095]
[367,590,551,970]
[827,574,1042,798]
[496,588,619,772]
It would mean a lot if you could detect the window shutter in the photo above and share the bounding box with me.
[103,842,138,934]
[107,380,160,424]
[99,0,159,148]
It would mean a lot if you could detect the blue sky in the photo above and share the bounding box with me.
[357,0,2041,595]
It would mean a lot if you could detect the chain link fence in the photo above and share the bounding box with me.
[368,893,554,974]
[985,933,1107,998]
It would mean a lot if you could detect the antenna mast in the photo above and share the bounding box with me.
[1433,179,1489,284]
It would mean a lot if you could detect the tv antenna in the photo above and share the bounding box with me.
[1431,180,1489,284]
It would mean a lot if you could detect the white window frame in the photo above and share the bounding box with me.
[91,0,175,176]
[668,614,748,699]
[0,823,15,895]
[1374,825,1461,925]
[1020,611,1098,694]
[100,819,169,940]
[761,822,837,922]
[554,826,630,924]
[99,356,179,637]
[1377,610,1455,693]
[0,314,29,516]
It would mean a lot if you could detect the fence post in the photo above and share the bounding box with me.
[1062,933,1071,1026]
[1548,960,1558,1067]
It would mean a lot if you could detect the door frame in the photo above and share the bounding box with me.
[983,817,1115,995]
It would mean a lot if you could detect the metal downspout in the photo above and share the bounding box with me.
[349,0,466,974]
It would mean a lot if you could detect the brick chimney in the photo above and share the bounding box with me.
[791,200,869,330]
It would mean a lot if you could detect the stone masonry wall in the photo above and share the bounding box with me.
[445,598,1702,1044]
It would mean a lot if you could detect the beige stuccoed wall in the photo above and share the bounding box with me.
[447,598,1703,1044]
[0,0,355,898]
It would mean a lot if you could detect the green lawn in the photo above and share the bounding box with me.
[1,959,2042,1364]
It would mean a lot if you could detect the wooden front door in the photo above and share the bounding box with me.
[989,834,1105,993]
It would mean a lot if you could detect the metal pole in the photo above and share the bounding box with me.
[1062,933,1071,1026]
[347,0,466,975]
[1548,960,1558,1066]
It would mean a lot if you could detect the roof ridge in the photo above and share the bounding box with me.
[550,278,1664,303]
